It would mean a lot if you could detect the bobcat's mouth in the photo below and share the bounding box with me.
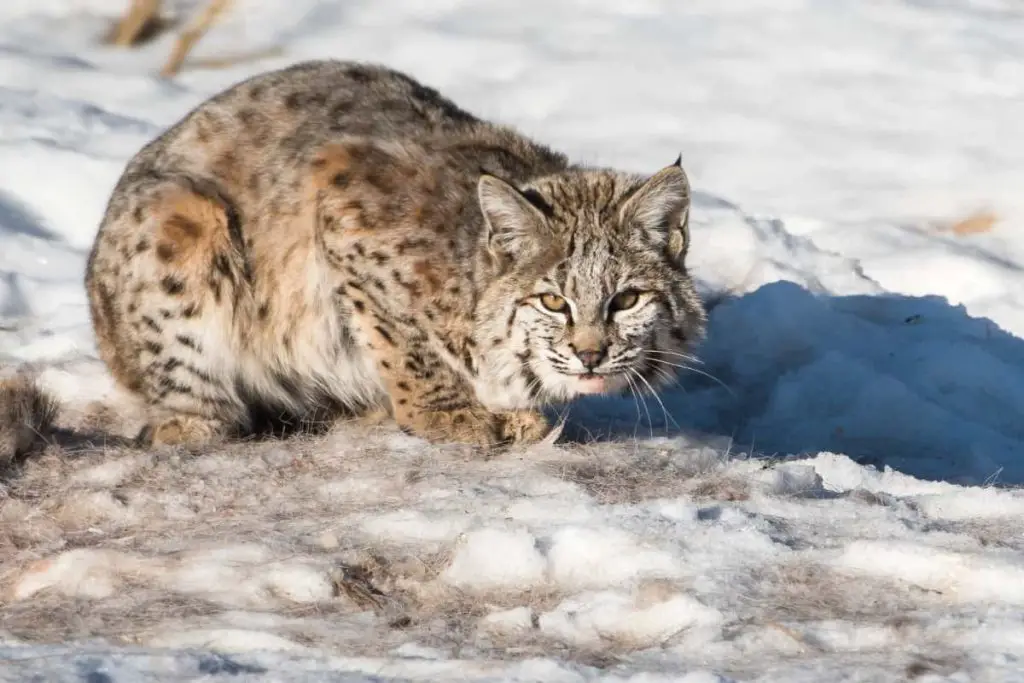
[575,373,606,395]
[571,371,628,396]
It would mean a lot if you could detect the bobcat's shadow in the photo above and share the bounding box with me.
[561,281,1024,486]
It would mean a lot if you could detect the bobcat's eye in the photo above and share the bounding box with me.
[609,290,641,312]
[539,293,569,313]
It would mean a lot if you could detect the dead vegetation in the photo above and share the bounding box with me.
[0,375,59,472]
[740,562,944,625]
[1,591,224,643]
[548,443,748,505]
[105,0,282,78]
[932,209,999,236]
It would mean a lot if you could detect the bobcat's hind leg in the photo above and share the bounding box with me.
[88,178,253,449]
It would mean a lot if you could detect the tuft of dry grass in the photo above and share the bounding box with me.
[548,444,746,505]
[0,375,59,472]
[932,209,999,236]
[105,0,278,78]
[736,561,944,626]
[1,592,224,643]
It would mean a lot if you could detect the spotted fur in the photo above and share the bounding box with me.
[85,60,705,448]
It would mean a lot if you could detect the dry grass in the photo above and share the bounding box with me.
[106,0,248,78]
[742,562,943,624]
[1,592,224,643]
[932,209,1000,236]
[546,440,740,505]
[0,375,59,472]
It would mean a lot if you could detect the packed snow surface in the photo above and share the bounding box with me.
[2,0,1024,681]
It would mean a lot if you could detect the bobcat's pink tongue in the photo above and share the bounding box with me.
[576,375,607,395]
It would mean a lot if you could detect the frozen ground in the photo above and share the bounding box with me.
[1,0,1024,680]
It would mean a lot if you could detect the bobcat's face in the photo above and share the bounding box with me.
[474,163,706,405]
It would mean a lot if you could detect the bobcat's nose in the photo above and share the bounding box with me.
[575,347,606,371]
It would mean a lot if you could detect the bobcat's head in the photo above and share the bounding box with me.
[474,160,706,407]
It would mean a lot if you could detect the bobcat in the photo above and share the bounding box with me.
[85,60,706,448]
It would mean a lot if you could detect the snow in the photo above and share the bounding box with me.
[2,0,1024,681]
[538,589,724,650]
[441,528,548,592]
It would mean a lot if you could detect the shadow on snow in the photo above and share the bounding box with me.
[561,281,1024,486]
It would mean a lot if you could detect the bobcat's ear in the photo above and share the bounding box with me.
[620,158,691,265]
[478,174,549,264]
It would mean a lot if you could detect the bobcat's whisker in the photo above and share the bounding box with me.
[629,367,679,433]
[645,358,734,396]
[622,370,650,440]
[646,348,705,365]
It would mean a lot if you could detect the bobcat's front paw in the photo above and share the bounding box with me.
[406,407,502,448]
[497,410,550,445]
[140,415,225,448]
[401,407,550,448]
